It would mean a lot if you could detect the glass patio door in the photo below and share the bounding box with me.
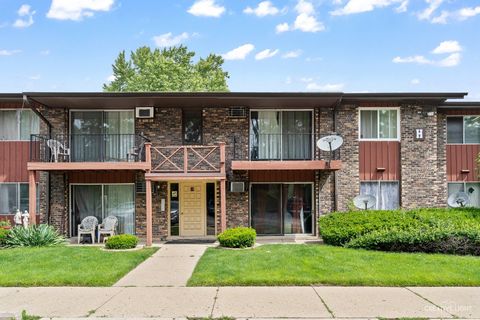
[71,111,103,161]
[71,185,102,236]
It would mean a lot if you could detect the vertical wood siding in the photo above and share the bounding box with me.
[446,145,480,181]
[359,141,400,181]
[69,171,136,183]
[0,141,30,182]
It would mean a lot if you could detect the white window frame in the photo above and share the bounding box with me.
[0,182,39,215]
[446,115,480,145]
[358,107,401,141]
[249,109,315,160]
[0,109,39,141]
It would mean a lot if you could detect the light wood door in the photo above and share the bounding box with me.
[180,182,206,236]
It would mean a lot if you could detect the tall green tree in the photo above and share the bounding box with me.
[103,46,229,92]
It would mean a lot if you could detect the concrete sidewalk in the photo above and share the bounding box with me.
[1,286,479,319]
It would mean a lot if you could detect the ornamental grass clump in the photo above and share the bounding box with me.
[218,227,256,248]
[5,224,65,247]
[105,234,138,250]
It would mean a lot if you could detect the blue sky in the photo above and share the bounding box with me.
[0,0,479,99]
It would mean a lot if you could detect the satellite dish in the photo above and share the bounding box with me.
[447,192,470,208]
[353,194,376,210]
[316,135,344,152]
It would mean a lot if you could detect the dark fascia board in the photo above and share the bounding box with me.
[0,93,24,102]
[342,92,468,104]
[439,101,480,108]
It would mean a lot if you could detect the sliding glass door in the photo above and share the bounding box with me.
[71,184,135,236]
[71,110,134,162]
[250,183,313,235]
[250,111,312,160]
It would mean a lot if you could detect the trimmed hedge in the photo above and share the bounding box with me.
[319,208,480,255]
[218,227,256,248]
[105,234,138,250]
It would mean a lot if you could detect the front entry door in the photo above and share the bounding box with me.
[180,182,206,236]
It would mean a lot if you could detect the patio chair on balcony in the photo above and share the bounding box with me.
[127,143,145,162]
[77,216,98,244]
[47,139,70,162]
[98,215,118,243]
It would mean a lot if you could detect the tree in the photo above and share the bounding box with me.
[103,46,229,92]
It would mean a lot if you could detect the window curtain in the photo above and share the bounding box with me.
[251,184,282,234]
[104,185,135,234]
[379,110,397,139]
[257,111,281,160]
[105,111,135,161]
[282,111,311,160]
[448,183,480,207]
[71,111,103,161]
[360,110,377,139]
[360,181,399,210]
[0,184,17,214]
[72,185,102,235]
[20,110,39,140]
[447,117,463,143]
[283,184,312,234]
[0,111,18,140]
[464,116,480,144]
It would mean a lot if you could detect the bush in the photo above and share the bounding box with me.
[105,234,138,249]
[319,208,480,255]
[5,224,65,247]
[218,227,256,248]
[0,220,11,228]
[0,228,10,247]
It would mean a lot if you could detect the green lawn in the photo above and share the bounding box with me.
[188,244,480,287]
[0,246,157,286]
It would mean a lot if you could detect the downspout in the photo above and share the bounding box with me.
[332,96,342,212]
[23,95,53,224]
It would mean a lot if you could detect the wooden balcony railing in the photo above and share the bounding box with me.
[150,143,225,175]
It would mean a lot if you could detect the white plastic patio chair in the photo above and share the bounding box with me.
[98,216,118,243]
[77,216,98,244]
[47,139,70,162]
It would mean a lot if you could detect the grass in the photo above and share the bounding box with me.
[0,246,157,286]
[188,244,480,287]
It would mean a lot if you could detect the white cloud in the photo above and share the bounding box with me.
[306,82,344,91]
[395,0,408,13]
[300,77,314,82]
[255,49,279,60]
[432,40,462,54]
[458,6,480,20]
[188,0,225,17]
[280,0,324,33]
[29,74,41,80]
[330,0,404,16]
[47,0,114,21]
[429,6,480,24]
[276,22,290,33]
[244,1,282,17]
[305,56,323,62]
[437,52,461,67]
[222,44,255,60]
[430,10,449,24]
[282,50,302,58]
[411,78,420,85]
[106,75,116,82]
[0,49,21,56]
[13,4,35,28]
[392,55,433,64]
[417,0,443,21]
[152,32,190,47]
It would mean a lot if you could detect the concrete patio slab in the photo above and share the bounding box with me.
[0,287,122,318]
[314,286,452,319]
[409,287,480,318]
[94,287,216,318]
[113,244,208,287]
[212,286,332,318]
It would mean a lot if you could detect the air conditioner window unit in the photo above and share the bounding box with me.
[230,182,245,192]
[136,107,154,118]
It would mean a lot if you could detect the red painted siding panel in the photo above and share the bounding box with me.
[249,170,314,182]
[69,171,136,183]
[359,141,400,181]
[0,141,30,182]
[447,145,480,181]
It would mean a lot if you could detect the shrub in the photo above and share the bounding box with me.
[105,234,138,249]
[5,224,65,247]
[0,228,10,247]
[318,208,480,255]
[0,220,11,228]
[218,227,256,248]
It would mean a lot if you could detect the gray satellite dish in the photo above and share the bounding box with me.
[447,192,470,208]
[316,135,344,152]
[353,194,376,210]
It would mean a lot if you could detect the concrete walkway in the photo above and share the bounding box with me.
[114,244,209,287]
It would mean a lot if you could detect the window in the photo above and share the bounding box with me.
[448,183,480,207]
[360,109,399,140]
[0,183,39,214]
[250,183,313,235]
[250,111,312,160]
[0,110,39,141]
[447,116,480,144]
[360,181,400,210]
[183,110,202,144]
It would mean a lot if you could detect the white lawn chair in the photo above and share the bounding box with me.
[77,216,98,244]
[98,216,118,243]
[47,139,70,162]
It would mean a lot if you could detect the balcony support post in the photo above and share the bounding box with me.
[183,146,188,173]
[28,170,36,225]
[220,178,227,232]
[146,178,153,246]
